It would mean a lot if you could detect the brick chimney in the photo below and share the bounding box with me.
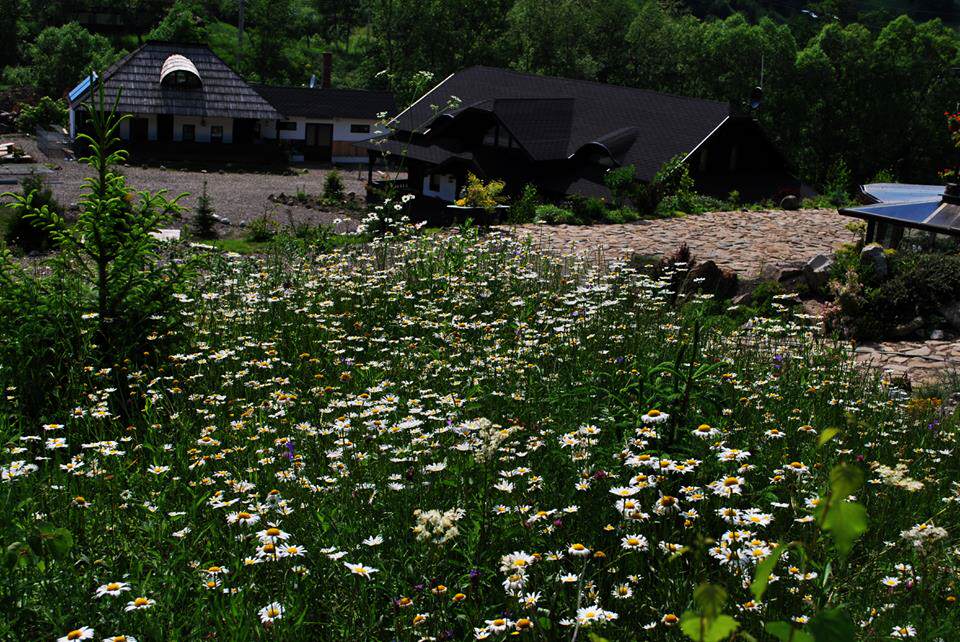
[322,52,332,89]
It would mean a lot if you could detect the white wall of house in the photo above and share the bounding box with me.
[422,173,458,202]
[260,116,380,163]
[171,116,234,143]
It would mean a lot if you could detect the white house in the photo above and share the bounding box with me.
[68,41,396,165]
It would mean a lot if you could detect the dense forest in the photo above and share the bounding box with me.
[4,0,960,190]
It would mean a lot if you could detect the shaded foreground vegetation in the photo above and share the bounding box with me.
[1,227,959,640]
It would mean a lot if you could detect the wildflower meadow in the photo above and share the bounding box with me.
[2,223,959,641]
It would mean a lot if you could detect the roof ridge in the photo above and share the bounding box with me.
[464,65,729,108]
[252,83,393,95]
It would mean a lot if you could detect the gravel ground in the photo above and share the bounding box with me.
[0,134,402,236]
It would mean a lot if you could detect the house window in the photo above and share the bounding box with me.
[482,125,497,146]
[350,123,371,133]
[278,121,297,131]
[210,125,223,143]
[182,124,195,142]
[429,174,440,192]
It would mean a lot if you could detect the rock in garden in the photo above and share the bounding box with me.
[942,301,960,332]
[860,243,887,279]
[681,260,739,298]
[803,253,833,293]
[780,194,801,210]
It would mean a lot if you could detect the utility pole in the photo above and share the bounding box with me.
[237,0,245,71]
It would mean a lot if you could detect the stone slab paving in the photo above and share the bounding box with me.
[501,211,960,387]
[501,208,856,277]
[854,340,960,386]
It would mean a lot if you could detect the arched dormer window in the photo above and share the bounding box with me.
[160,54,202,89]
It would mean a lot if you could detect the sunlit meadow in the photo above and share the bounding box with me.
[2,229,959,641]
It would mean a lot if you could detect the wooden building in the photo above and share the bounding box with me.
[68,41,395,165]
[359,66,804,203]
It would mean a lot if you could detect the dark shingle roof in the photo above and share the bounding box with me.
[71,41,281,120]
[391,66,731,181]
[252,85,396,120]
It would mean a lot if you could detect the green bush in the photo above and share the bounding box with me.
[323,169,346,201]
[830,250,960,339]
[191,180,217,240]
[3,172,58,253]
[534,204,580,224]
[15,96,67,133]
[604,207,640,224]
[246,214,279,242]
[566,195,607,223]
[604,164,638,207]
[507,183,539,223]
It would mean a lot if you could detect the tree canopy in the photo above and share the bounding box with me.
[4,0,960,190]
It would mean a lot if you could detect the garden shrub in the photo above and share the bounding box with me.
[829,250,960,339]
[191,180,217,240]
[566,195,608,223]
[323,169,346,201]
[604,207,641,224]
[3,172,58,253]
[534,203,580,224]
[15,96,67,133]
[456,172,506,211]
[246,214,279,242]
[507,183,539,223]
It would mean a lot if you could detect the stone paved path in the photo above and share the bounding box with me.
[501,211,960,387]
[502,208,856,277]
[854,340,960,386]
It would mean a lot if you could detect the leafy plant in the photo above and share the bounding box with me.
[191,180,217,240]
[455,172,506,212]
[534,203,580,224]
[246,213,280,243]
[323,169,346,201]
[14,96,67,133]
[3,172,58,253]
[507,183,539,223]
[0,82,188,420]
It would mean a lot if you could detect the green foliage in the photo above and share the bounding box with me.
[0,83,187,420]
[245,214,280,243]
[191,180,217,240]
[830,250,960,339]
[9,23,117,97]
[507,183,540,223]
[534,203,579,224]
[566,195,608,223]
[604,165,637,208]
[680,583,740,642]
[323,169,346,201]
[15,96,67,133]
[822,158,854,206]
[4,172,58,253]
[146,0,207,43]
[456,172,507,211]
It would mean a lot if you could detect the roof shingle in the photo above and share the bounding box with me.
[71,41,281,120]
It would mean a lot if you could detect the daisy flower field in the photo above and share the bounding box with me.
[2,226,958,641]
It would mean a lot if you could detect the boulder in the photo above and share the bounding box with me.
[859,243,887,279]
[942,301,960,332]
[803,253,834,293]
[759,262,806,289]
[681,260,739,299]
[780,194,801,210]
